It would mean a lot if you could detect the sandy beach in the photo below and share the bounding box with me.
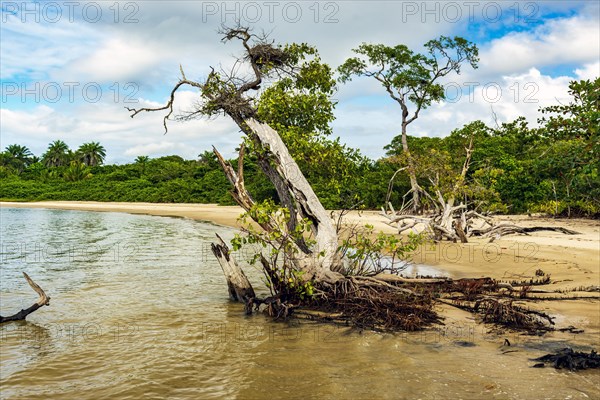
[3,201,599,339]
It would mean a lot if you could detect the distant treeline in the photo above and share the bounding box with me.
[1,78,598,217]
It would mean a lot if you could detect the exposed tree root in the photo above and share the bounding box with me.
[242,274,565,334]
[306,278,442,332]
[474,298,554,330]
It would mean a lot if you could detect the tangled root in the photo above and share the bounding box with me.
[474,298,554,331]
[310,278,442,332]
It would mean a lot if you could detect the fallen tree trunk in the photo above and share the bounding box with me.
[470,224,580,237]
[0,272,50,323]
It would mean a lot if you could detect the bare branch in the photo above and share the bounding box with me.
[126,79,203,134]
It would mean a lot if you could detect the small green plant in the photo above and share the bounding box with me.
[339,224,424,276]
[231,200,318,300]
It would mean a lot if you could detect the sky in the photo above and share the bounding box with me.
[1,0,599,163]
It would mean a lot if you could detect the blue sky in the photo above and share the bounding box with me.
[1,1,599,163]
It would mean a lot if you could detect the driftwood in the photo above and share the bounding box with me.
[0,272,50,323]
[382,208,581,242]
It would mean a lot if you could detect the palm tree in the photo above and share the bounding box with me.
[63,161,92,181]
[6,144,33,161]
[77,142,106,166]
[42,140,70,167]
[4,144,34,172]
[135,155,149,164]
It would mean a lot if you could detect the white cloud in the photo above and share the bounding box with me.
[575,62,600,80]
[65,38,165,82]
[0,15,102,80]
[479,15,599,76]
[0,96,242,164]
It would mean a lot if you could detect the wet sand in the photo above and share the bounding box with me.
[3,201,599,342]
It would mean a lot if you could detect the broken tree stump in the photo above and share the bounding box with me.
[211,233,255,303]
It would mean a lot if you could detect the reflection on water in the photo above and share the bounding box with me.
[1,207,598,399]
[401,263,448,278]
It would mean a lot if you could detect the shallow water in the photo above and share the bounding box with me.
[1,207,598,399]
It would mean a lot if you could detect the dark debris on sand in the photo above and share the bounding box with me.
[532,348,600,371]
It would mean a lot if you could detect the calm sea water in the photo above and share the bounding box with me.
[1,207,598,399]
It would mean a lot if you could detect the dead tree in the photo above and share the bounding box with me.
[127,27,576,334]
[382,135,581,242]
[0,273,50,323]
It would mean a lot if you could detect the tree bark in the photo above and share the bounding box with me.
[400,122,421,213]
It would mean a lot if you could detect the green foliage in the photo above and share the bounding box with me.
[1,153,233,205]
[338,36,478,113]
[539,78,599,145]
[379,79,599,217]
[77,142,106,166]
[231,200,318,300]
[63,161,92,182]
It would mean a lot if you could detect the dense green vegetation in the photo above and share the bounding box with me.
[1,78,597,217]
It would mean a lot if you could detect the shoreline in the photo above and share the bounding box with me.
[3,200,599,338]
[1,201,246,229]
